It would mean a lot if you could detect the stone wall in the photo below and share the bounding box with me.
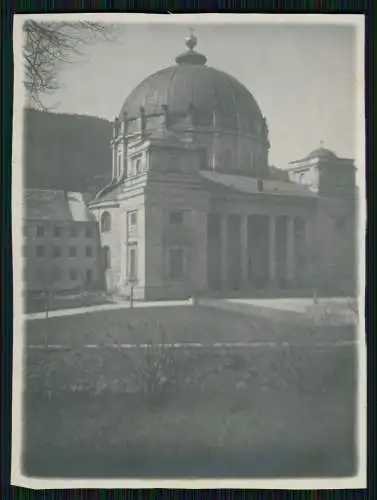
[315,196,357,294]
[144,177,210,299]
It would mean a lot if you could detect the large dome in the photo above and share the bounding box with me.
[119,33,264,136]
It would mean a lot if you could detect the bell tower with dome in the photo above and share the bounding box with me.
[89,32,356,300]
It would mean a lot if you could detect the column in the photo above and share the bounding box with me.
[111,142,116,182]
[287,217,295,284]
[193,210,208,295]
[120,210,128,290]
[122,138,128,179]
[240,215,248,287]
[221,215,228,291]
[303,217,311,285]
[307,214,318,290]
[268,215,276,286]
[212,111,218,170]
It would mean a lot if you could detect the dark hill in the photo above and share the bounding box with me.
[23,109,289,194]
[23,109,112,195]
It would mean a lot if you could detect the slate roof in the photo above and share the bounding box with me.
[92,170,316,203]
[23,189,96,221]
[199,171,316,198]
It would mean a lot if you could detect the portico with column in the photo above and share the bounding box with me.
[212,209,309,293]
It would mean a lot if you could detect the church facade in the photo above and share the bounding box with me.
[89,32,357,300]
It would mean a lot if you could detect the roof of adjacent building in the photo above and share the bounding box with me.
[23,189,96,221]
[92,170,316,204]
[199,171,316,198]
[119,34,264,136]
[289,146,339,165]
[91,184,124,204]
[306,147,337,160]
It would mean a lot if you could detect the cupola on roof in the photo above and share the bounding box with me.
[306,144,337,160]
[119,31,265,135]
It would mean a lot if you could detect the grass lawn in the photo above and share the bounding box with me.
[22,306,359,478]
[25,305,357,347]
[23,344,358,478]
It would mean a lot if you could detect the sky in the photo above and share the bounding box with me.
[40,20,359,168]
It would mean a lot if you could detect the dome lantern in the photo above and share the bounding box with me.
[175,29,207,66]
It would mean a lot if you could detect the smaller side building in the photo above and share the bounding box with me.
[22,190,102,295]
[285,147,358,295]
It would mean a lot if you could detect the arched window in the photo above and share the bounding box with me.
[102,246,111,269]
[100,211,111,232]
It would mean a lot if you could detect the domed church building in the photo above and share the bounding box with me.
[89,32,357,300]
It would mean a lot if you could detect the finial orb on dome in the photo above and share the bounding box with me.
[185,28,198,50]
[175,28,207,65]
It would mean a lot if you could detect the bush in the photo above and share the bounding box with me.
[137,341,178,403]
[106,320,180,406]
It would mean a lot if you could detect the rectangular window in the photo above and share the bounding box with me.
[169,248,184,279]
[54,225,62,237]
[294,217,305,232]
[52,246,61,258]
[70,225,78,238]
[36,268,45,282]
[70,268,78,281]
[69,246,77,258]
[36,225,44,237]
[128,211,138,227]
[52,267,62,281]
[36,245,45,258]
[85,246,93,257]
[128,246,138,279]
[169,211,183,226]
[85,226,93,238]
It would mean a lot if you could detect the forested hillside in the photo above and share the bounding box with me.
[23,109,112,195]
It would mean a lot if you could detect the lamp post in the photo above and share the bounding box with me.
[126,276,138,308]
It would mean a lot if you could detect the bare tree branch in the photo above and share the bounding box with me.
[23,20,117,110]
